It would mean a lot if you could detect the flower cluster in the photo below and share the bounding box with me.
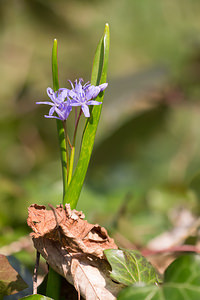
[36,79,108,120]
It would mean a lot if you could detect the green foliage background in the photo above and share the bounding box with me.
[1,0,200,268]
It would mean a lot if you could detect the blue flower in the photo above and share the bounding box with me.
[68,79,108,117]
[36,79,108,120]
[36,87,72,121]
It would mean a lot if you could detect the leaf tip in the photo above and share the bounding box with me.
[104,23,110,44]
[105,23,109,31]
[53,39,58,48]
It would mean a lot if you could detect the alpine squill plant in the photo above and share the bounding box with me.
[29,24,113,299]
[27,24,159,300]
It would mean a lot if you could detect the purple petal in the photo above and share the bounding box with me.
[36,101,54,106]
[92,87,101,98]
[68,90,78,99]
[87,100,102,106]
[64,106,72,119]
[74,80,84,95]
[81,104,90,117]
[58,88,69,99]
[47,87,54,98]
[70,102,82,107]
[45,115,61,120]
[55,107,65,120]
[68,80,74,89]
[83,81,90,90]
[86,86,100,100]
[99,83,108,91]
[49,106,55,116]
[55,91,67,104]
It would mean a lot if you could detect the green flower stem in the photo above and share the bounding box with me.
[73,109,82,146]
[67,134,73,150]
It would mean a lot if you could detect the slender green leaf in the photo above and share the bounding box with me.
[52,39,59,92]
[118,255,200,300]
[0,254,28,296]
[63,23,110,208]
[21,295,53,300]
[52,39,68,201]
[104,249,157,286]
[45,39,63,300]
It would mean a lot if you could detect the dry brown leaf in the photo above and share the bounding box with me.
[27,203,117,258]
[27,204,123,300]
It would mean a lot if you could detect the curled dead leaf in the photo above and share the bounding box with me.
[27,204,123,300]
[27,203,117,258]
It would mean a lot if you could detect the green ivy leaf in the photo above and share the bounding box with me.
[118,255,200,300]
[118,285,159,300]
[63,23,110,209]
[0,254,28,296]
[21,295,53,300]
[104,249,157,286]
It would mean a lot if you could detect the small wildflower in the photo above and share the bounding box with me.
[68,79,108,117]
[36,87,71,121]
[36,79,108,120]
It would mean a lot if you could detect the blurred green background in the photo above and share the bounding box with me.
[1,0,200,268]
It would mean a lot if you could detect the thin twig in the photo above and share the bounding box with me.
[48,204,59,227]
[67,134,73,150]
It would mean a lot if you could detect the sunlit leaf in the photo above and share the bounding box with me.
[63,23,110,208]
[52,39,59,92]
[118,255,200,300]
[104,249,157,286]
[118,285,159,300]
[0,254,27,296]
[21,295,53,300]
